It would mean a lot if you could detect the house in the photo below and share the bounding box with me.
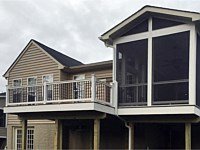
[3,39,113,150]
[3,5,200,150]
[0,92,6,149]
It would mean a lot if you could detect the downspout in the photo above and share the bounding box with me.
[107,41,133,150]
[125,122,132,150]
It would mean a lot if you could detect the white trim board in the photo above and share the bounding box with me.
[4,103,115,115]
[118,105,198,116]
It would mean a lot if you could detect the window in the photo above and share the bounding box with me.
[117,39,148,105]
[152,17,184,30]
[73,75,85,99]
[27,77,37,102]
[13,79,22,87]
[43,75,53,100]
[15,128,34,150]
[122,19,148,36]
[13,79,22,103]
[153,31,189,103]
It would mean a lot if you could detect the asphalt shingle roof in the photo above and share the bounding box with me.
[33,39,83,67]
[0,92,6,96]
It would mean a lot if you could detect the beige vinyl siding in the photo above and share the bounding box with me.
[7,43,59,125]
[7,124,55,150]
[60,70,69,81]
[7,114,55,125]
[8,43,60,86]
[7,115,20,125]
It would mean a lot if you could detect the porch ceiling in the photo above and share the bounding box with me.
[121,114,200,123]
[17,111,107,120]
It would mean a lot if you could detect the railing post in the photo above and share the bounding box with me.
[43,82,47,104]
[114,81,118,114]
[110,83,113,106]
[91,74,96,101]
[6,85,8,107]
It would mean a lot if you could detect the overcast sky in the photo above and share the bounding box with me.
[0,0,200,92]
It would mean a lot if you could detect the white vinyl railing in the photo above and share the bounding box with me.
[6,75,113,106]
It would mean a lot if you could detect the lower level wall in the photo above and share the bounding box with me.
[6,123,56,150]
[6,117,200,149]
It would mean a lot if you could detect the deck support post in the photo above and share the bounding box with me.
[21,119,27,150]
[54,119,62,150]
[94,119,100,150]
[185,123,191,150]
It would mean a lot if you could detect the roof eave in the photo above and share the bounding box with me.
[100,5,200,45]
[63,60,112,73]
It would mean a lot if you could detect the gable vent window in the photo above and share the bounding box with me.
[152,17,184,30]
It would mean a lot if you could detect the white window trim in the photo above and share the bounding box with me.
[27,76,37,85]
[73,74,85,80]
[13,127,34,150]
[27,76,37,102]
[114,24,192,45]
[42,74,54,83]
[73,74,85,99]
[12,78,22,87]
[42,74,54,101]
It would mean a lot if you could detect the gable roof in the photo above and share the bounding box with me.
[68,60,112,73]
[3,39,83,78]
[33,40,83,67]
[99,5,200,46]
[0,92,6,97]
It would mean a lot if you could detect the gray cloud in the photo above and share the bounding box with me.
[0,0,200,92]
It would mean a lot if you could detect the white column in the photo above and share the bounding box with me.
[43,82,47,104]
[6,85,8,106]
[189,26,197,105]
[91,74,96,101]
[114,81,118,114]
[113,45,117,81]
[112,45,118,112]
[147,18,153,106]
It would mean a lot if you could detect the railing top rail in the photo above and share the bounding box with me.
[8,84,43,89]
[96,81,112,88]
[7,79,92,89]
[46,79,91,85]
